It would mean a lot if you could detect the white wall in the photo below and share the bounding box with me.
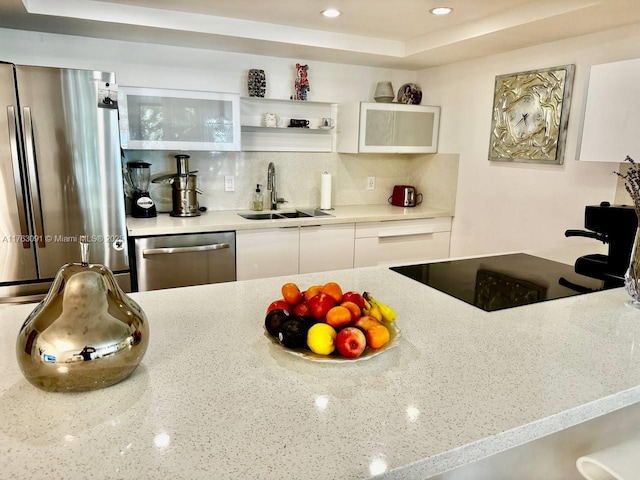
[0,28,412,103]
[2,27,460,212]
[418,23,640,258]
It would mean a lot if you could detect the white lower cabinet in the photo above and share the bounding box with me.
[236,223,355,280]
[299,224,355,274]
[236,227,299,280]
[354,218,452,267]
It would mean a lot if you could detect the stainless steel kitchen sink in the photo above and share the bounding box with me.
[239,209,333,220]
[238,213,284,220]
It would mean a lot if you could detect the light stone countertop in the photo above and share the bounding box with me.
[126,203,454,237]
[2,257,640,479]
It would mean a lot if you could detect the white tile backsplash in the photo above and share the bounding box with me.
[122,150,459,213]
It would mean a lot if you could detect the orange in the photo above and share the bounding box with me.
[325,306,352,329]
[322,282,343,304]
[340,301,362,322]
[304,285,323,303]
[366,324,390,349]
[281,282,302,306]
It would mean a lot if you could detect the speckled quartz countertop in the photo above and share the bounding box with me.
[2,261,640,479]
[126,203,454,237]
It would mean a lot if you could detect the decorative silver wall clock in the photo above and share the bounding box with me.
[488,64,575,164]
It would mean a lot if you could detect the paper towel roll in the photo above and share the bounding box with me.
[320,172,332,210]
[576,437,640,480]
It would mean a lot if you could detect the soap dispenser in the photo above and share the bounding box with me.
[252,184,263,211]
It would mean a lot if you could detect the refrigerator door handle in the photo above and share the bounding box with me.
[7,106,31,249]
[22,107,45,248]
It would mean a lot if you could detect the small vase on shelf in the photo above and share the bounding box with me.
[374,81,394,103]
[248,69,266,97]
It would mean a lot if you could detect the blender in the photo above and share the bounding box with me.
[125,161,157,218]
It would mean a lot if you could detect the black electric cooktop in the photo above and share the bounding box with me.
[390,253,623,312]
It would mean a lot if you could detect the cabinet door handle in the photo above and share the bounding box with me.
[378,229,434,238]
[300,225,322,228]
[142,243,229,257]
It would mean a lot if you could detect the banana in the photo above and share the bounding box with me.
[368,304,383,322]
[363,292,397,323]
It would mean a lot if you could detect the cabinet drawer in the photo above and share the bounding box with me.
[355,217,452,239]
[354,231,451,267]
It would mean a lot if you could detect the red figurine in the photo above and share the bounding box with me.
[294,63,310,101]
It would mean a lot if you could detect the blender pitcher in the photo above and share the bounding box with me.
[126,161,157,218]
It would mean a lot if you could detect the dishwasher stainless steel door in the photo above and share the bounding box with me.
[133,232,236,291]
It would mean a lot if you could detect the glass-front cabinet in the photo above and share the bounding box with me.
[336,102,440,154]
[118,87,240,151]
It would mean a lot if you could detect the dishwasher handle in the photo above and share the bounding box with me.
[142,243,230,257]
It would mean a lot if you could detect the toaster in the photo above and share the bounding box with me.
[389,185,423,207]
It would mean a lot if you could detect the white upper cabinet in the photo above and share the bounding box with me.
[577,58,640,162]
[336,102,440,154]
[118,86,240,151]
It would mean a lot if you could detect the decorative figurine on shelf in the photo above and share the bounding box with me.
[293,63,310,101]
[247,68,266,97]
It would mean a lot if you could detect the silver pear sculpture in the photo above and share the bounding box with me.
[16,239,149,392]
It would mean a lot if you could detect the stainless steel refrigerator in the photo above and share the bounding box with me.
[0,62,129,303]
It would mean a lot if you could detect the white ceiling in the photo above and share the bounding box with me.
[2,0,640,69]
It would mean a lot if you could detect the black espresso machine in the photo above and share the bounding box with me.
[565,201,637,284]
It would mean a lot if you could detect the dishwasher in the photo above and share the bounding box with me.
[133,232,236,292]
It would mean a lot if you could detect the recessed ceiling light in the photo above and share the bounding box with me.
[321,9,341,18]
[430,7,453,15]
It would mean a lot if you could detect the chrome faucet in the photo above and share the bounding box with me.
[267,162,277,210]
[267,162,286,210]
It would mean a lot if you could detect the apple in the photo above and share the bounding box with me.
[335,327,366,359]
[307,293,335,319]
[266,300,291,315]
[341,291,365,309]
[292,302,311,317]
[353,315,381,331]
